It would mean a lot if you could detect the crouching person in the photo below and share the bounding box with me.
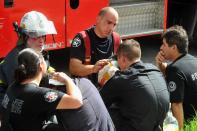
[100,39,170,131]
[0,48,82,131]
[56,78,115,131]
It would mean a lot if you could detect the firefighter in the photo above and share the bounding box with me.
[56,78,115,131]
[155,25,197,131]
[69,7,120,86]
[100,39,170,131]
[0,48,82,131]
[0,11,57,103]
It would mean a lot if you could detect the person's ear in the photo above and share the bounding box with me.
[39,61,45,72]
[172,44,177,50]
[96,16,101,23]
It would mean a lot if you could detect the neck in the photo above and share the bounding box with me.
[21,73,42,86]
[172,52,183,61]
[122,59,140,71]
[94,27,105,38]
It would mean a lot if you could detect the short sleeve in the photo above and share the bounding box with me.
[70,33,85,62]
[36,88,64,113]
[166,66,185,102]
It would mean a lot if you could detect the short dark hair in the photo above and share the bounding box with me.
[14,48,43,83]
[162,25,188,54]
[117,39,141,61]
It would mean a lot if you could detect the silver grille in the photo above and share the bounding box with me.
[111,0,165,38]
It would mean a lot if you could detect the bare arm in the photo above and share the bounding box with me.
[69,58,109,76]
[52,72,83,109]
[155,51,167,76]
[171,102,184,131]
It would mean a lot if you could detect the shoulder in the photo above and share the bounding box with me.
[71,33,84,48]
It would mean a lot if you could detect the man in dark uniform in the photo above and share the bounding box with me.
[69,7,120,86]
[156,25,197,131]
[0,11,57,103]
[56,78,115,131]
[100,39,170,131]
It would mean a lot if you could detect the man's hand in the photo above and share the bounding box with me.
[155,51,167,75]
[92,59,109,73]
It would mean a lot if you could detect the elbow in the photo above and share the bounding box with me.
[73,99,83,109]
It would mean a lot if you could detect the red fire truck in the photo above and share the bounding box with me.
[0,0,197,69]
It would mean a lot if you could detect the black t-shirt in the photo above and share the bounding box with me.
[56,78,115,131]
[1,83,64,131]
[70,26,114,64]
[70,26,115,86]
[166,54,197,120]
[100,61,169,131]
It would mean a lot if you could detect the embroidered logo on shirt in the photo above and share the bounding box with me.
[2,94,9,109]
[72,37,81,47]
[168,81,176,92]
[44,91,58,103]
[191,72,197,81]
[11,99,24,114]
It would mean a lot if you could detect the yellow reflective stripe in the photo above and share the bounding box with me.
[0,60,4,64]
[0,79,5,84]
[47,66,55,74]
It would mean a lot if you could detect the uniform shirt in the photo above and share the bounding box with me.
[166,54,197,120]
[56,78,115,131]
[1,83,64,131]
[0,45,25,88]
[100,61,169,131]
[70,26,114,64]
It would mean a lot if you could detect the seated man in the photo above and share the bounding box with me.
[56,78,115,131]
[100,39,170,131]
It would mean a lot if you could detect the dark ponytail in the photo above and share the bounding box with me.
[14,48,43,83]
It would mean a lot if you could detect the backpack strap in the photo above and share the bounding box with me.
[112,32,121,54]
[79,31,91,64]
[79,31,120,64]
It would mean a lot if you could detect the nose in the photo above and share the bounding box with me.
[37,36,46,43]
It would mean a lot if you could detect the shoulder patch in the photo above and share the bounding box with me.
[72,37,81,47]
[168,81,177,92]
[44,91,58,103]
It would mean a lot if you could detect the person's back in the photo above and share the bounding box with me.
[100,62,169,131]
[57,78,115,131]
[2,83,63,131]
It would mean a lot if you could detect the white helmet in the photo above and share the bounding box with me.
[20,11,57,38]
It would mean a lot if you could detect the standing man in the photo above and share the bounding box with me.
[69,7,120,86]
[155,25,197,131]
[0,11,57,103]
[100,39,169,131]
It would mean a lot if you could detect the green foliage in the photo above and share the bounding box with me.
[184,112,197,131]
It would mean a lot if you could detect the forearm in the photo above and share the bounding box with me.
[64,76,82,103]
[171,102,184,131]
[70,64,94,76]
[157,62,167,76]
